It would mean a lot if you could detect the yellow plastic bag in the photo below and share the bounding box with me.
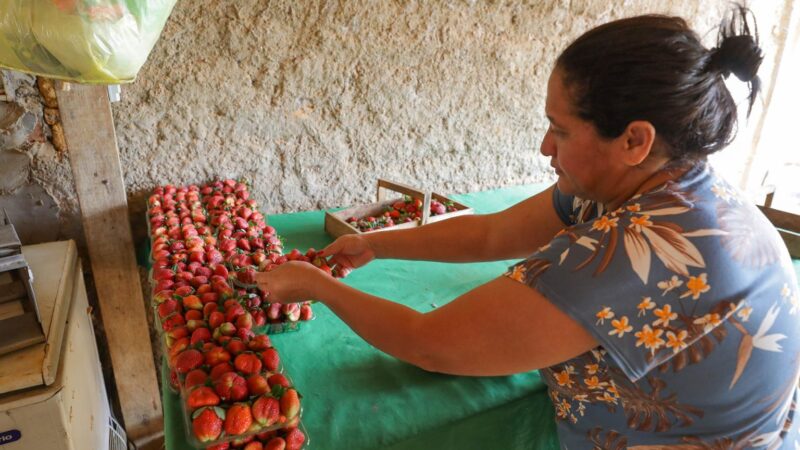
[0,0,176,84]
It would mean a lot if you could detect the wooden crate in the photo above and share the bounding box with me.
[324,179,473,238]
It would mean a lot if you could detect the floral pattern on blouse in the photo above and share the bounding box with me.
[507,162,800,449]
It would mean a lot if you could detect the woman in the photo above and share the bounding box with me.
[257,7,800,448]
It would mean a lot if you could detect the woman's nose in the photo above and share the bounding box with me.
[540,130,555,157]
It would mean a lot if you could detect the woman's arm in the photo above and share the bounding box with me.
[259,262,597,376]
[326,185,566,265]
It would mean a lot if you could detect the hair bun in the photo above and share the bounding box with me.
[709,35,763,82]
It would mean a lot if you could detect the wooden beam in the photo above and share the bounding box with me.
[55,82,162,443]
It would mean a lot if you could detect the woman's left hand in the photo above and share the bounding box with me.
[254,261,330,303]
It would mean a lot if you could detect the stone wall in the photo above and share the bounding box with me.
[0,0,791,247]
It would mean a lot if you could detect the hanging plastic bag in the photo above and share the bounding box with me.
[0,0,177,84]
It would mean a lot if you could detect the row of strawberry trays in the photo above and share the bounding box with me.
[147,179,330,449]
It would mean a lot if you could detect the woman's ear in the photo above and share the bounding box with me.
[620,121,656,166]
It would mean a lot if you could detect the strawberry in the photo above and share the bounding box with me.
[282,303,300,322]
[219,322,237,336]
[208,311,225,329]
[214,372,248,402]
[252,310,267,327]
[284,428,306,450]
[247,374,270,396]
[299,304,313,321]
[190,327,212,345]
[201,292,220,305]
[202,302,217,319]
[267,303,282,320]
[157,298,180,318]
[186,319,207,332]
[184,369,208,390]
[237,327,255,342]
[234,353,262,375]
[261,348,280,372]
[184,310,203,321]
[174,285,195,297]
[226,304,246,323]
[251,395,280,427]
[224,403,253,436]
[248,335,271,352]
[206,443,230,450]
[152,289,173,304]
[175,349,204,374]
[168,369,180,391]
[195,282,211,294]
[279,388,300,420]
[264,438,286,450]
[209,362,234,381]
[162,313,186,331]
[191,406,224,442]
[243,441,264,450]
[267,373,290,389]
[186,386,220,410]
[226,338,247,356]
[204,346,231,366]
[153,279,174,293]
[236,312,254,330]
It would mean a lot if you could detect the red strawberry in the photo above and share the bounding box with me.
[184,310,203,321]
[299,304,313,321]
[168,369,180,391]
[224,403,253,436]
[236,327,255,343]
[267,373,290,389]
[237,238,251,252]
[243,441,264,450]
[190,327,212,345]
[208,311,225,329]
[213,264,229,278]
[184,369,208,390]
[206,443,230,450]
[279,388,300,420]
[247,374,270,396]
[186,386,220,410]
[264,438,286,450]
[251,395,280,427]
[186,319,207,332]
[226,304,246,323]
[226,338,247,356]
[201,292,220,305]
[174,285,195,296]
[284,428,306,450]
[248,334,271,352]
[191,406,224,442]
[282,303,301,322]
[219,322,237,336]
[209,362,234,381]
[196,283,212,294]
[175,349,204,374]
[152,289,173,304]
[252,309,267,327]
[214,372,248,402]
[157,298,180,318]
[261,348,280,371]
[204,346,231,366]
[202,302,217,319]
[153,279,174,292]
[236,312,254,330]
[267,303,282,320]
[234,353,263,375]
[162,312,186,331]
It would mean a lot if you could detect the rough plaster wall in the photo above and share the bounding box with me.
[0,72,82,246]
[114,0,787,240]
[0,0,789,247]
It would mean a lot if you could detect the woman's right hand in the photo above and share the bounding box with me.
[321,234,377,273]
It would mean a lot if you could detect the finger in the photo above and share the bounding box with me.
[320,240,342,256]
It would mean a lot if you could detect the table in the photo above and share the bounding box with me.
[159,184,561,450]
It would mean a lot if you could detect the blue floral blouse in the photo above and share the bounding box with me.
[506,161,800,449]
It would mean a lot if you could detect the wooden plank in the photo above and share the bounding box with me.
[55,83,162,443]
[759,206,800,233]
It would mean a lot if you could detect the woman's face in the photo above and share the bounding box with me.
[540,69,624,202]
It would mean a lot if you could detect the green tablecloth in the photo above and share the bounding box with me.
[158,184,561,450]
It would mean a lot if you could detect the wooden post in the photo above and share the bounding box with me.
[55,82,162,444]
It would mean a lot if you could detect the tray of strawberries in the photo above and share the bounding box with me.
[323,179,473,238]
[146,179,340,448]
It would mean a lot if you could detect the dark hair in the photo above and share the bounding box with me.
[555,5,763,160]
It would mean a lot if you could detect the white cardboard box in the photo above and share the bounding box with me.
[0,241,111,450]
